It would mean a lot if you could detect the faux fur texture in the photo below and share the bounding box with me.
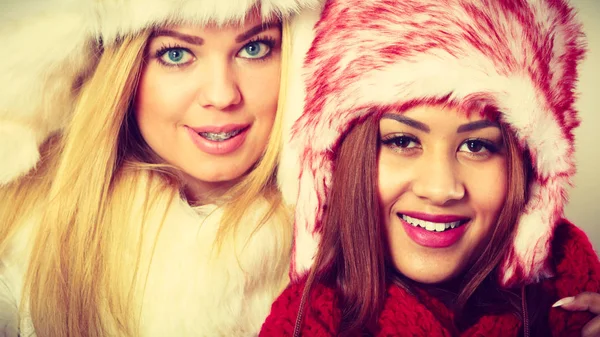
[279,0,586,287]
[0,173,291,336]
[0,0,319,185]
[260,221,600,336]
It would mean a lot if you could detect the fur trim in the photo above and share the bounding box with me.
[277,1,325,206]
[0,0,319,185]
[282,0,585,287]
[0,173,291,336]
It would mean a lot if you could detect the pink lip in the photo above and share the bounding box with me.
[398,212,470,248]
[189,123,250,133]
[185,125,250,155]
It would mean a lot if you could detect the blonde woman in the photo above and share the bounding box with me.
[0,0,318,336]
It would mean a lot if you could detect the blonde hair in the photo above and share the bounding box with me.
[217,20,292,247]
[0,21,292,337]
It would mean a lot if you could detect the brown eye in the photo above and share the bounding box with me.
[398,137,413,148]
[458,139,499,155]
[465,140,484,152]
[387,136,417,148]
[381,135,420,151]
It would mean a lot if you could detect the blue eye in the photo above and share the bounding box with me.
[167,49,184,62]
[156,47,194,66]
[237,41,271,59]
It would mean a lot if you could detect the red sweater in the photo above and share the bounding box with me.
[260,221,600,336]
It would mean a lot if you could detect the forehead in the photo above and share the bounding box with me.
[160,10,278,36]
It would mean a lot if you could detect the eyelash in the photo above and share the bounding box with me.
[381,134,420,153]
[461,138,500,157]
[152,35,278,68]
[380,134,501,158]
[240,35,277,61]
[154,43,192,68]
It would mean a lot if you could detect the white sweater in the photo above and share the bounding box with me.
[0,181,290,336]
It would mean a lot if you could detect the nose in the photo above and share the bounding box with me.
[411,153,465,205]
[196,59,242,110]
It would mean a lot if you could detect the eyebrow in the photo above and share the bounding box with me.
[456,120,499,132]
[152,30,204,45]
[235,22,280,42]
[151,22,280,46]
[382,113,500,133]
[381,113,430,132]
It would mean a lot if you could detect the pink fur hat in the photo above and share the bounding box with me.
[0,0,319,185]
[279,0,586,287]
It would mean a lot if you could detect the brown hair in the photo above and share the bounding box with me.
[297,110,532,335]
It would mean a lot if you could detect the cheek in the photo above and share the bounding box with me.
[135,66,197,125]
[377,153,411,213]
[238,62,281,117]
[465,158,508,226]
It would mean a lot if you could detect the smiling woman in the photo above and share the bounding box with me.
[0,0,318,336]
[261,0,600,336]
[377,106,509,284]
[135,16,283,202]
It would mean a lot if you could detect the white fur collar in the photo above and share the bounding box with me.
[0,182,290,336]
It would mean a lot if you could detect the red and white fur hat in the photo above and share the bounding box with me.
[0,0,319,185]
[279,0,586,287]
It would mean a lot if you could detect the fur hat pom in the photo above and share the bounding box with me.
[282,0,586,287]
[0,0,319,185]
[0,0,95,184]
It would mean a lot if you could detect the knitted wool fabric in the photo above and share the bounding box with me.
[260,221,600,336]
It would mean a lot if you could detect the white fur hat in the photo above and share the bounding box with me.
[0,0,319,185]
[279,0,585,287]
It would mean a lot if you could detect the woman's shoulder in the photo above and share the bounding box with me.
[260,279,339,336]
[551,219,600,283]
[544,220,600,336]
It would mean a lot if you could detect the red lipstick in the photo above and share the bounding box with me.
[398,212,471,248]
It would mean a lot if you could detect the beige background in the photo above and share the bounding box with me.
[565,0,600,249]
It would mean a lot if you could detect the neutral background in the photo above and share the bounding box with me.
[565,0,600,249]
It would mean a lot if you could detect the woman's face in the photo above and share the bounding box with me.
[134,12,281,199]
[378,105,508,284]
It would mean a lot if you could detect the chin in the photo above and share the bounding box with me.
[405,272,453,284]
[396,261,466,285]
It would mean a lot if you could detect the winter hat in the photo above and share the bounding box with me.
[0,0,319,185]
[279,0,585,287]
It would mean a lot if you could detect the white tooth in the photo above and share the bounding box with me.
[425,222,436,231]
[450,221,460,229]
[201,130,240,141]
[444,223,452,230]
[435,223,445,232]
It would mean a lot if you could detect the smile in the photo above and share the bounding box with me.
[397,212,471,248]
[400,214,469,232]
[186,124,251,155]
[198,129,245,142]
